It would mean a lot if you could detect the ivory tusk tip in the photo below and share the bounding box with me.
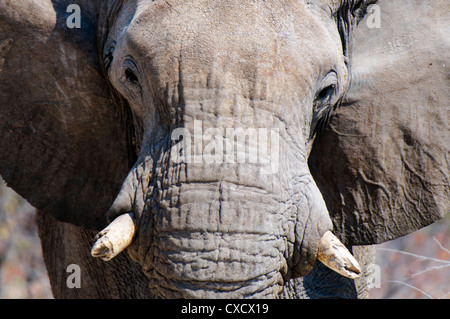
[317,231,362,279]
[91,235,114,261]
[342,264,361,280]
[91,212,136,261]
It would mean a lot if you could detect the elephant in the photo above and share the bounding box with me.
[0,0,448,299]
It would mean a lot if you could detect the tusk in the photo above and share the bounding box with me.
[91,212,135,261]
[317,231,361,279]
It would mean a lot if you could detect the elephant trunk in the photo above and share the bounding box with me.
[91,100,360,297]
[134,160,290,298]
[146,192,287,298]
[92,149,360,297]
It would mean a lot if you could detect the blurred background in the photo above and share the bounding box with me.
[0,178,448,299]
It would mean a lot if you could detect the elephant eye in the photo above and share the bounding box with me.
[311,76,339,138]
[125,68,139,84]
[317,84,335,101]
[123,58,140,86]
[313,83,336,116]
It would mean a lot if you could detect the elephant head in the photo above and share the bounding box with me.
[0,0,448,298]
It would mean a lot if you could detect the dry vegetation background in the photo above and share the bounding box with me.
[0,178,448,299]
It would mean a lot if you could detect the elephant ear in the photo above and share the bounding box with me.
[0,0,135,230]
[309,0,449,245]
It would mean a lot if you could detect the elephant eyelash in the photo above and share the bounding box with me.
[103,41,116,71]
[104,52,114,70]
[313,96,343,137]
[314,103,332,133]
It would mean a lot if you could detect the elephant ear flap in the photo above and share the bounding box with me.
[0,1,133,230]
[309,1,449,245]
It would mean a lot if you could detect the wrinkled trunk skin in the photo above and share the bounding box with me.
[137,179,288,298]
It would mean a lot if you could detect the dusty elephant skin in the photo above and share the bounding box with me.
[0,0,448,299]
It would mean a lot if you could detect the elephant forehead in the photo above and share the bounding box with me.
[124,0,341,91]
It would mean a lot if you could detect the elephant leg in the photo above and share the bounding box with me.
[280,246,375,299]
[35,211,153,298]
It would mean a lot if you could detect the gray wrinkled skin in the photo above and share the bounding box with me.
[0,0,447,298]
[101,0,347,298]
